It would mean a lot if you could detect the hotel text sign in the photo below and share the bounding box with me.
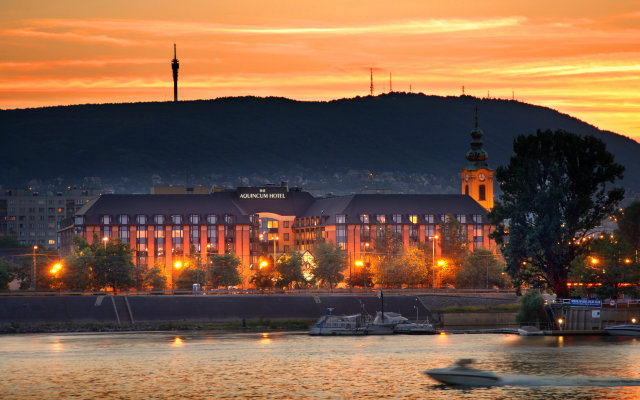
[238,188,286,200]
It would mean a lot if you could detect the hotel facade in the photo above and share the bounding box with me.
[58,118,496,288]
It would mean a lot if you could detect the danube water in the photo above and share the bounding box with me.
[1,331,640,399]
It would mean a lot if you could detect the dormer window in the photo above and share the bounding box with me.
[171,215,182,225]
[136,215,147,225]
[154,215,165,225]
[189,214,200,224]
[101,215,111,225]
[118,215,129,225]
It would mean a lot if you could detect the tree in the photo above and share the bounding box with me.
[0,258,16,290]
[208,253,242,289]
[274,252,304,289]
[569,234,639,299]
[371,225,404,286]
[64,234,136,291]
[144,266,167,291]
[250,268,275,290]
[311,239,346,289]
[516,290,548,327]
[439,215,469,268]
[15,248,58,290]
[616,201,640,258]
[489,130,624,297]
[456,249,505,289]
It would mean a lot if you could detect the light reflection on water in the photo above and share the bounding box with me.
[0,332,639,399]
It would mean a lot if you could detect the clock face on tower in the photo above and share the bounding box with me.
[478,172,486,181]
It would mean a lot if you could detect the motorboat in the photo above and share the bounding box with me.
[423,359,502,386]
[368,311,396,335]
[604,324,640,336]
[309,311,369,336]
[518,325,544,336]
[375,311,436,334]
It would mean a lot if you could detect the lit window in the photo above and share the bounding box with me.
[409,215,418,224]
[360,214,369,223]
[336,215,346,224]
[377,215,386,223]
[267,220,279,229]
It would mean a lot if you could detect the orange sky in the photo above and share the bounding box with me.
[1,0,639,141]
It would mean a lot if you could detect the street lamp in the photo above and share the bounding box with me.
[431,235,438,288]
[173,260,182,290]
[355,260,364,288]
[32,245,38,291]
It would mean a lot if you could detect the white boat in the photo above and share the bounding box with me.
[374,311,436,334]
[423,359,502,386]
[518,325,544,336]
[369,311,397,335]
[309,312,369,336]
[604,324,640,336]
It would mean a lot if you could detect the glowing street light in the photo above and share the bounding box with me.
[32,245,38,291]
[431,235,439,288]
[50,263,62,274]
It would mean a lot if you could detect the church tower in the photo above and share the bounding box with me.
[171,44,179,102]
[461,109,494,210]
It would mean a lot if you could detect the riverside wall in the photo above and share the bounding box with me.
[0,292,519,327]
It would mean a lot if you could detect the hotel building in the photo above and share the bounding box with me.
[58,118,495,288]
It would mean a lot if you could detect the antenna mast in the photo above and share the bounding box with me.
[171,43,180,102]
[370,68,374,96]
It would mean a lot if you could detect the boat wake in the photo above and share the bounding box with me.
[499,375,640,387]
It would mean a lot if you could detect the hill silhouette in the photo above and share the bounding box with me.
[1,93,638,196]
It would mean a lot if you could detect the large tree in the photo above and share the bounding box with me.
[274,252,305,289]
[456,249,505,289]
[489,130,624,297]
[311,239,346,289]
[208,253,242,289]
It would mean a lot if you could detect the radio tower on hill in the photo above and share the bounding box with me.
[370,68,374,96]
[171,44,179,102]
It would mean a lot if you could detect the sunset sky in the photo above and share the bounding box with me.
[1,0,639,141]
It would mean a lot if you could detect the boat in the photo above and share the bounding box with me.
[518,325,544,336]
[373,311,436,334]
[604,324,640,336]
[369,311,398,335]
[309,309,370,336]
[423,359,502,386]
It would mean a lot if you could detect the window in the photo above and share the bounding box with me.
[207,226,218,251]
[171,215,182,225]
[377,214,386,223]
[409,225,419,242]
[360,214,369,224]
[154,215,165,225]
[154,228,165,257]
[392,214,402,224]
[189,214,199,224]
[456,214,467,224]
[335,214,345,224]
[136,214,147,225]
[137,228,147,252]
[336,225,346,249]
[283,233,289,241]
[207,214,217,224]
[267,220,279,229]
[190,225,200,251]
[409,215,418,224]
[225,214,235,225]
[472,214,483,224]
[101,226,111,239]
[479,185,486,201]
[425,225,435,239]
[474,225,484,248]
[283,221,290,228]
[118,214,129,225]
[119,226,129,241]
[172,226,183,254]
[425,214,434,224]
[101,215,111,225]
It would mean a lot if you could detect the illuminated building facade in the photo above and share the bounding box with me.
[59,184,494,288]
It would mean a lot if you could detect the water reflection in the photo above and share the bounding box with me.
[0,332,639,399]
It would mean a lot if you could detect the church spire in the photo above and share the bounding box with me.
[465,108,489,170]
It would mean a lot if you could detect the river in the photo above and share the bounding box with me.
[1,331,639,399]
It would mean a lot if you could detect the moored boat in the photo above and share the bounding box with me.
[604,324,640,336]
[309,311,369,336]
[518,325,544,336]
